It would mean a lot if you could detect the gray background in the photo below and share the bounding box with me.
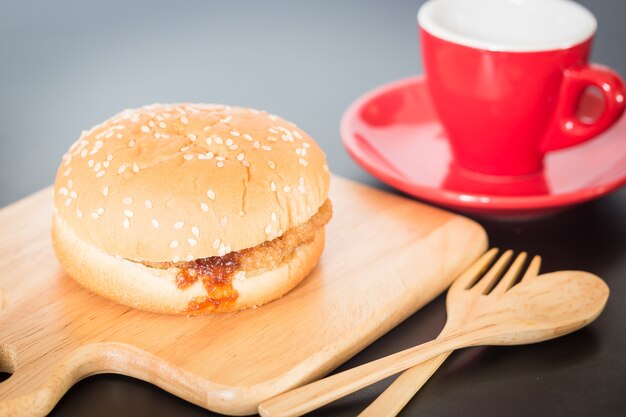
[1,1,626,416]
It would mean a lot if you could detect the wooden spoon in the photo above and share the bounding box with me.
[258,250,609,417]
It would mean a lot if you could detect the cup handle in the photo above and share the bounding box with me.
[542,64,625,152]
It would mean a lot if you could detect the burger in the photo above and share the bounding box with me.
[52,103,331,314]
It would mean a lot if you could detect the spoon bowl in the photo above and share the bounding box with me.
[460,271,609,346]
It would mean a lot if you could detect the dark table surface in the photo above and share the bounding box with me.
[1,0,625,416]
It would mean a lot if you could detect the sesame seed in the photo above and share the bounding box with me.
[88,160,95,168]
[262,145,272,151]
[293,130,303,139]
[217,161,225,168]
[283,186,292,192]
[303,142,310,148]
[218,243,227,256]
[216,156,226,161]
[103,161,110,168]
[96,170,106,178]
[144,200,152,209]
[299,177,305,185]
[123,218,130,228]
[183,154,194,160]
[296,148,302,156]
[299,158,308,166]
[173,256,181,263]
[170,240,179,248]
[268,161,276,169]
[230,130,240,137]
[151,218,160,228]
[70,190,77,199]
[200,202,209,212]
[118,165,127,174]
[123,197,132,205]
[220,216,228,226]
[269,114,278,121]
[187,133,197,141]
[186,255,194,261]
[105,131,113,139]
[268,128,278,134]
[141,125,150,132]
[239,210,245,216]
[132,163,140,173]
[128,139,136,147]
[221,115,233,123]
[271,181,277,191]
[242,160,250,167]
[59,187,68,196]
[154,132,161,139]
[116,133,123,139]
[63,167,72,176]
[322,164,329,172]
[96,207,104,215]
[180,146,190,152]
[91,212,99,220]
[265,224,272,235]
[207,189,216,200]
[174,221,184,229]
[271,211,277,222]
[213,239,220,250]
[76,209,83,218]
[187,238,197,246]
[94,162,102,171]
[243,133,253,141]
[214,136,224,144]
[253,141,260,149]
[124,210,134,217]
[191,227,199,237]
[158,122,167,128]
[181,116,189,125]
[226,138,234,146]
[237,153,245,161]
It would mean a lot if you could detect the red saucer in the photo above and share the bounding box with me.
[341,76,626,217]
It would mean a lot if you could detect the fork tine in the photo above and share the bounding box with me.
[520,255,542,282]
[471,250,514,294]
[490,252,527,295]
[449,248,500,294]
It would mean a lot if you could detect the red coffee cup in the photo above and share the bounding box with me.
[418,0,625,176]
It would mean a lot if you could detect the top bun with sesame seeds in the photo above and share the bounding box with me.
[52,103,332,314]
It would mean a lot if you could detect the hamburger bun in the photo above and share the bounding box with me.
[52,103,331,314]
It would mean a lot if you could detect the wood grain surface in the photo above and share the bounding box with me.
[0,176,487,416]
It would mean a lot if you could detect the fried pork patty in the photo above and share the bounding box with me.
[140,199,332,273]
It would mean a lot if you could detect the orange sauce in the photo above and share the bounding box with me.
[176,252,241,312]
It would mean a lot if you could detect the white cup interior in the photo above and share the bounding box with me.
[418,0,597,52]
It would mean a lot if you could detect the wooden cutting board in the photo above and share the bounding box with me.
[0,176,486,416]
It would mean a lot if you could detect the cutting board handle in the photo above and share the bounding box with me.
[0,342,220,417]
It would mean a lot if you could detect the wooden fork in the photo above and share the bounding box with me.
[358,249,541,417]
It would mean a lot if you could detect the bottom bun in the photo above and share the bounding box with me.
[52,214,325,314]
